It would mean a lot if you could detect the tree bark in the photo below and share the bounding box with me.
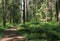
[46,0,48,22]
[58,0,60,28]
[23,0,25,23]
[56,1,58,21]
[2,0,7,27]
[49,0,53,21]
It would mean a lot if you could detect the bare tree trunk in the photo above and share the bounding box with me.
[56,1,58,21]
[20,0,23,23]
[49,0,53,21]
[58,0,60,28]
[23,0,25,23]
[12,0,15,24]
[46,0,48,22]
[25,0,27,22]
[26,0,30,22]
[2,0,7,27]
[20,0,26,24]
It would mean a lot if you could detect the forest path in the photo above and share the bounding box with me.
[0,29,25,41]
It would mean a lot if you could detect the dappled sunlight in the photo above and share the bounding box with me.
[0,0,60,41]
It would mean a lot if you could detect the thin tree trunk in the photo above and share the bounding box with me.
[25,0,27,22]
[58,0,60,28]
[12,0,15,24]
[46,0,48,22]
[49,0,53,21]
[21,0,23,24]
[2,0,7,27]
[56,1,58,21]
[26,0,30,22]
[23,0,25,23]
[20,0,26,24]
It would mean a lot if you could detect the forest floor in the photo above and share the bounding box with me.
[0,28,25,41]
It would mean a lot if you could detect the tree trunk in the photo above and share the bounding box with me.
[2,0,7,27]
[49,0,53,21]
[46,0,48,22]
[56,1,58,21]
[20,0,23,24]
[23,0,25,23]
[26,0,30,22]
[12,0,15,24]
[58,0,60,28]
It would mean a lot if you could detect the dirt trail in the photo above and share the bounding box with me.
[0,29,25,41]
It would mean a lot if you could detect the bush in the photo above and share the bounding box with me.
[6,22,13,29]
[0,28,5,38]
[17,22,60,40]
[23,33,47,40]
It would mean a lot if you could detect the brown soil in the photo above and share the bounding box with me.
[0,29,25,41]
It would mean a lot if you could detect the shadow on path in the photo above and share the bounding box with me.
[0,29,25,41]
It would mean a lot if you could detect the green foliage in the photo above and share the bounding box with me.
[16,22,60,41]
[0,27,5,38]
[6,22,13,29]
[23,33,47,40]
[27,39,48,41]
[0,0,59,41]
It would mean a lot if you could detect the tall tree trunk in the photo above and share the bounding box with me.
[49,0,53,21]
[23,0,25,23]
[2,0,7,27]
[58,0,60,28]
[46,0,48,22]
[12,0,15,24]
[25,0,27,22]
[26,0,30,22]
[20,0,26,24]
[21,0,23,23]
[56,1,58,21]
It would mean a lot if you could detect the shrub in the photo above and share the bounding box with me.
[17,22,60,40]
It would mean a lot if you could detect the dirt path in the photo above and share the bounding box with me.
[0,29,25,41]
[0,36,25,41]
